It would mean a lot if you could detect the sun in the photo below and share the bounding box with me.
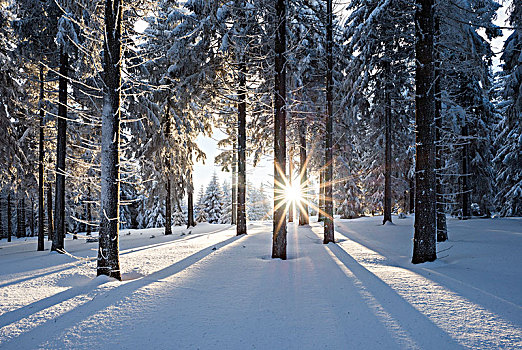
[284,182,302,204]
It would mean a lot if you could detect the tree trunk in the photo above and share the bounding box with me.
[298,121,309,225]
[187,153,195,228]
[0,197,3,238]
[47,179,54,240]
[412,0,437,264]
[409,173,415,214]
[318,168,325,222]
[288,146,294,222]
[231,140,237,225]
[16,196,22,238]
[38,64,45,250]
[383,61,392,225]
[52,48,68,252]
[435,17,447,242]
[85,187,92,235]
[7,193,12,242]
[461,121,470,219]
[323,0,335,244]
[98,0,122,280]
[272,0,287,259]
[165,177,172,235]
[21,196,26,237]
[30,197,35,237]
[237,60,247,236]
[187,190,195,228]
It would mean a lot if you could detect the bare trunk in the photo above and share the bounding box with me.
[435,17,447,241]
[47,179,53,240]
[272,0,287,259]
[231,140,237,225]
[383,61,392,225]
[318,168,325,222]
[237,60,247,235]
[409,174,415,214]
[298,122,309,225]
[7,193,12,242]
[0,198,3,238]
[86,186,92,236]
[165,177,172,235]
[52,48,68,252]
[97,0,122,280]
[21,197,26,237]
[16,196,22,238]
[412,0,437,264]
[30,197,35,237]
[187,190,195,228]
[461,122,469,219]
[187,153,195,228]
[323,0,335,244]
[38,64,45,250]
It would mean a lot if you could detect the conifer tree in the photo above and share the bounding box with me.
[412,0,437,264]
[98,0,123,280]
[495,1,521,216]
[203,173,223,224]
[272,0,287,259]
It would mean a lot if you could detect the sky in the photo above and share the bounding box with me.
[192,130,274,200]
[490,0,513,70]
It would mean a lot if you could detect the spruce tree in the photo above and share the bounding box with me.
[97,0,123,280]
[495,1,521,216]
[412,0,437,264]
[272,0,287,259]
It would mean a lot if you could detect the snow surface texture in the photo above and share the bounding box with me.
[0,217,520,349]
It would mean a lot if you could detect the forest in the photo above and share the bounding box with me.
[0,0,520,275]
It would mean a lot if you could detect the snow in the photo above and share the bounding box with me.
[0,216,520,349]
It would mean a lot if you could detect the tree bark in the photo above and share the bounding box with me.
[164,110,172,235]
[409,172,415,214]
[237,60,247,235]
[52,48,68,252]
[383,61,392,225]
[298,121,309,225]
[318,168,325,222]
[323,0,335,244]
[435,16,447,241]
[98,0,122,280]
[412,0,437,264]
[165,177,172,235]
[16,195,23,238]
[7,193,12,242]
[231,140,237,225]
[30,197,35,237]
[38,64,45,250]
[187,153,195,228]
[47,179,53,240]
[0,197,3,238]
[21,197,26,237]
[272,0,287,259]
[86,186,92,236]
[461,121,470,219]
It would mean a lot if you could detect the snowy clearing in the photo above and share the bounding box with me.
[0,216,521,349]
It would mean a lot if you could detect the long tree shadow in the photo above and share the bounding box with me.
[334,221,522,327]
[0,234,244,347]
[324,229,522,349]
[323,241,463,349]
[0,227,234,290]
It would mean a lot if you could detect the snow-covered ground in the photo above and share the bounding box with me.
[0,216,520,349]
